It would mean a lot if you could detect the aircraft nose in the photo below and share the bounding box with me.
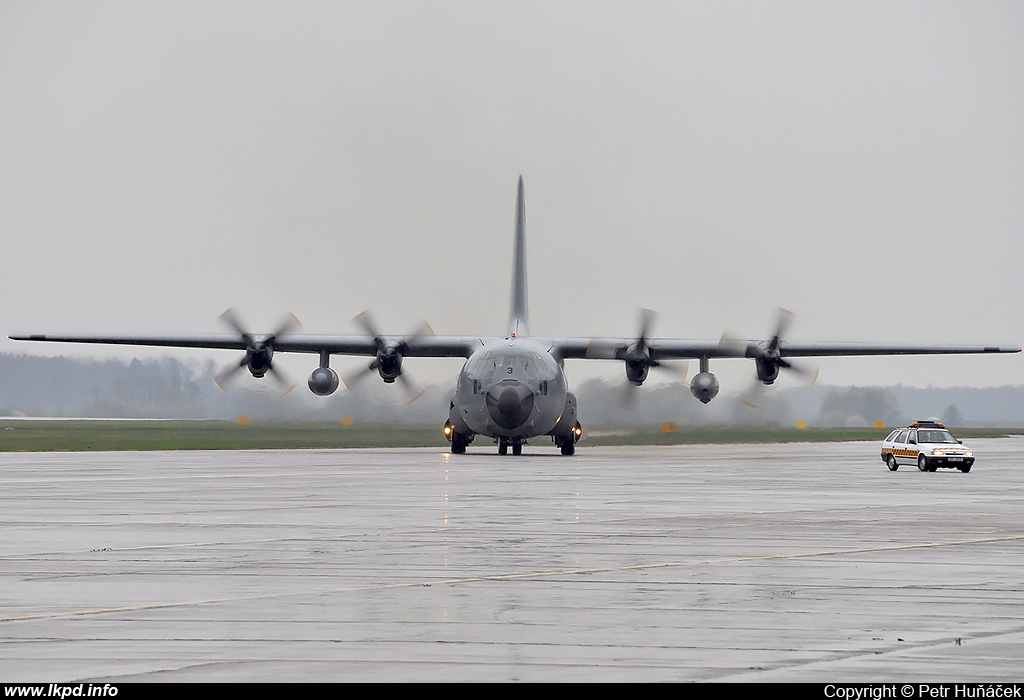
[485,380,535,429]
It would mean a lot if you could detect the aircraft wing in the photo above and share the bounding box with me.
[752,341,1021,358]
[13,334,1018,360]
[276,335,481,358]
[10,334,259,351]
[7,333,482,358]
[545,338,1021,361]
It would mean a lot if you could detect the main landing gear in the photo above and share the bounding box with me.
[450,431,470,454]
[445,420,582,456]
[444,420,472,454]
[556,420,582,456]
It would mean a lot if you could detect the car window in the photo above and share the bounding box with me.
[919,430,959,444]
[885,430,899,442]
[908,430,917,444]
[896,430,909,443]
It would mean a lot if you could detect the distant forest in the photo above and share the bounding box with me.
[1,353,1022,428]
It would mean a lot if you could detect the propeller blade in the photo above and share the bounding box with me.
[213,367,240,391]
[346,312,435,395]
[770,307,795,347]
[214,309,300,395]
[659,360,689,382]
[213,357,248,390]
[637,308,655,347]
[270,312,302,339]
[397,372,426,404]
[402,319,436,352]
[353,310,383,343]
[341,363,377,392]
[616,381,639,411]
[787,360,820,384]
[267,364,298,397]
[738,381,768,409]
[218,307,250,338]
[734,308,818,407]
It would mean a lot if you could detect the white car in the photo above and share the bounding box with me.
[881,420,974,473]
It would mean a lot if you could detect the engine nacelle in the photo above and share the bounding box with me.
[376,350,403,383]
[246,343,273,378]
[307,367,340,396]
[755,359,780,385]
[624,359,649,386]
[690,371,720,404]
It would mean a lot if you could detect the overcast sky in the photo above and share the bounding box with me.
[1,1,1021,396]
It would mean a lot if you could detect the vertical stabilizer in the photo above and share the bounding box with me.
[509,176,529,338]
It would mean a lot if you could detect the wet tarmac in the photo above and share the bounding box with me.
[1,438,1023,682]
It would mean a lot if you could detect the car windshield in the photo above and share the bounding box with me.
[918,430,959,444]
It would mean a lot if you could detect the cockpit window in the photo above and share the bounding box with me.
[463,346,558,386]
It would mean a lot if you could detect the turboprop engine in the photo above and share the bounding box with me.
[755,358,781,384]
[624,357,650,385]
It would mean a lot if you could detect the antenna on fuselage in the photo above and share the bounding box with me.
[509,175,529,338]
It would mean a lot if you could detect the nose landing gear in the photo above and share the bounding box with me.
[498,437,523,455]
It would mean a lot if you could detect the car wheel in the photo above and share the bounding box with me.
[887,454,899,471]
[918,454,929,472]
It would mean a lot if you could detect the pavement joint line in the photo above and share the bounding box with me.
[3,533,1022,624]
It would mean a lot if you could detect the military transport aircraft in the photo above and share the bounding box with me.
[10,177,1021,455]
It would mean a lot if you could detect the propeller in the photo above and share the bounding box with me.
[213,308,300,397]
[598,309,690,410]
[341,311,434,404]
[724,308,819,409]
[616,356,689,410]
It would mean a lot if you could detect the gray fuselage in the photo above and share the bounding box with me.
[450,337,571,440]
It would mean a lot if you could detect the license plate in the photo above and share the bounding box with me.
[948,457,963,462]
